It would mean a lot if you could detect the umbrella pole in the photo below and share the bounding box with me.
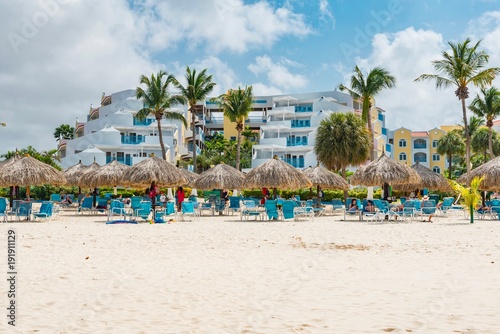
[316,185,320,207]
[273,188,277,200]
[9,186,13,207]
[26,186,30,200]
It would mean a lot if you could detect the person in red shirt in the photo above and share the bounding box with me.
[176,187,185,211]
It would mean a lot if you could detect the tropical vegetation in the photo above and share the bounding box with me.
[415,38,500,183]
[338,65,396,160]
[173,67,216,173]
[136,71,187,160]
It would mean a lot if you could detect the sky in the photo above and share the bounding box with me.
[1,0,500,156]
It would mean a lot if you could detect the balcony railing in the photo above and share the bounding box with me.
[133,118,154,126]
[414,143,427,149]
[106,156,132,166]
[245,117,267,123]
[286,137,308,146]
[295,105,313,113]
[282,157,305,168]
[291,120,310,128]
[121,135,145,144]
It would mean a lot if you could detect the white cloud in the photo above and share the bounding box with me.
[133,0,312,54]
[248,55,308,91]
[344,27,478,132]
[319,0,335,28]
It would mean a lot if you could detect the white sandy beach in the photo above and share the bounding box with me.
[1,210,499,334]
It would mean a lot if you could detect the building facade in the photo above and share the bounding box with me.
[58,90,187,169]
[389,127,448,174]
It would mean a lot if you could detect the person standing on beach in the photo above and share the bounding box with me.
[176,187,185,211]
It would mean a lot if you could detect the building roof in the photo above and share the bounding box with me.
[412,131,428,138]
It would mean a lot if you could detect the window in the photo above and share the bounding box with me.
[433,166,441,174]
[414,139,426,149]
[414,152,427,162]
[399,153,407,161]
[399,139,406,147]
[230,136,236,141]
[432,139,438,148]
[432,154,440,161]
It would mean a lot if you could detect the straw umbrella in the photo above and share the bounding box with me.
[190,163,245,190]
[76,161,102,206]
[392,161,452,192]
[122,155,187,212]
[178,167,199,186]
[457,156,500,191]
[303,166,350,206]
[351,154,421,199]
[79,160,131,194]
[122,155,186,187]
[0,155,66,201]
[63,161,89,187]
[243,156,312,199]
[0,155,22,205]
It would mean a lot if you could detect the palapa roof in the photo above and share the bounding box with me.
[122,155,186,187]
[302,166,349,190]
[243,157,312,189]
[178,168,199,186]
[0,155,66,186]
[63,161,89,186]
[457,156,500,190]
[79,160,131,188]
[75,161,101,188]
[190,163,245,190]
[392,161,451,191]
[350,154,421,186]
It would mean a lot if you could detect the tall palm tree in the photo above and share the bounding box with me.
[437,130,465,179]
[415,38,500,183]
[216,86,253,170]
[468,87,500,159]
[338,65,396,160]
[136,71,187,160]
[173,67,216,173]
[471,127,494,164]
[54,124,75,141]
[314,112,371,201]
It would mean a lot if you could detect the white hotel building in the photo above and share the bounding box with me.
[58,90,187,169]
[59,89,390,171]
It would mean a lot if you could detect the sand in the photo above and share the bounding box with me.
[1,209,499,334]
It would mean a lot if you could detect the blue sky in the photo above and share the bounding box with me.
[1,0,500,155]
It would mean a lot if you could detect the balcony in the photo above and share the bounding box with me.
[282,157,305,168]
[245,116,267,124]
[291,120,310,128]
[295,105,313,113]
[106,156,132,166]
[286,136,308,146]
[121,135,145,144]
[133,118,154,126]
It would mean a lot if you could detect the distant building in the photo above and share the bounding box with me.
[58,90,187,169]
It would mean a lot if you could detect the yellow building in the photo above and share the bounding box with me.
[390,127,446,174]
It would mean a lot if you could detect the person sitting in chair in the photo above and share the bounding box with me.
[348,199,358,211]
[364,200,375,212]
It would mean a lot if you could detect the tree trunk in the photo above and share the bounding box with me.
[236,126,242,171]
[448,153,453,179]
[191,107,197,173]
[461,97,471,186]
[342,167,348,205]
[488,126,494,159]
[157,118,166,160]
[367,108,375,161]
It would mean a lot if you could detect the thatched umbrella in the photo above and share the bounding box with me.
[303,166,350,206]
[0,156,22,205]
[351,154,421,200]
[0,155,66,200]
[63,161,90,187]
[190,163,245,190]
[393,161,452,192]
[457,156,500,191]
[76,161,102,206]
[243,156,312,198]
[179,167,199,186]
[122,155,186,187]
[79,160,131,194]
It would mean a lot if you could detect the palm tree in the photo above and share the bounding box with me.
[471,127,494,164]
[54,124,75,141]
[338,65,396,160]
[437,130,465,179]
[136,71,187,160]
[415,38,500,183]
[468,87,500,159]
[462,115,485,139]
[173,67,216,172]
[314,112,371,201]
[215,86,253,170]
